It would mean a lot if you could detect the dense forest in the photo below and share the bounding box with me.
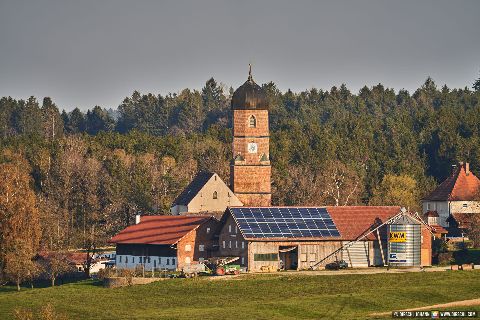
[1,76,480,263]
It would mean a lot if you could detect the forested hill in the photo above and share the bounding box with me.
[1,77,480,249]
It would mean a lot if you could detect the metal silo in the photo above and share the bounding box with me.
[388,215,421,267]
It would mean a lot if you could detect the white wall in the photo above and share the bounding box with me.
[423,200,480,227]
[115,255,177,271]
[422,201,450,226]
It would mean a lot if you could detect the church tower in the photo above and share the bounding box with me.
[230,66,271,206]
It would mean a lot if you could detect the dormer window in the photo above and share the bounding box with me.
[249,115,256,128]
[213,191,218,199]
[428,216,438,225]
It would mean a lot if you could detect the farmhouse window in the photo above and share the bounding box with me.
[154,260,156,267]
[132,257,135,263]
[223,241,226,248]
[166,259,170,265]
[213,191,218,199]
[235,226,238,233]
[241,257,245,264]
[148,257,151,263]
[254,253,278,261]
[229,241,232,249]
[242,242,245,249]
[207,227,210,234]
[172,258,176,265]
[185,244,192,252]
[199,245,205,252]
[229,225,232,233]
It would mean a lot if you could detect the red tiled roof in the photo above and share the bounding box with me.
[423,163,480,201]
[449,212,474,229]
[430,225,448,234]
[327,206,401,240]
[109,215,212,245]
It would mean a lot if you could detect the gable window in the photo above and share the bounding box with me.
[213,191,218,199]
[229,225,232,233]
[249,115,256,128]
[199,244,205,252]
[427,203,431,210]
[185,244,191,252]
[207,227,211,234]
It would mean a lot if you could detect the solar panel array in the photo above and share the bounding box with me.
[230,207,341,238]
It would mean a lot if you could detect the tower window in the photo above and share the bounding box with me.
[249,115,256,128]
[213,191,218,199]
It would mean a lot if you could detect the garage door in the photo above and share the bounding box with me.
[342,241,369,268]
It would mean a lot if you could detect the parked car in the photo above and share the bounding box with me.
[325,260,348,270]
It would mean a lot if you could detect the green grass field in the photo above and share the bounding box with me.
[1,271,479,320]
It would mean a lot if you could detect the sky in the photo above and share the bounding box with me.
[0,0,479,111]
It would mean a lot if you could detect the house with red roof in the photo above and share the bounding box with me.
[109,215,219,271]
[422,162,480,235]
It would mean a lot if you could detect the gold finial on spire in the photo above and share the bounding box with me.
[248,63,253,81]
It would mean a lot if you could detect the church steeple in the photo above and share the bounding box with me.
[230,68,271,207]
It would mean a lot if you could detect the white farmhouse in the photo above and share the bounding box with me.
[170,171,243,216]
[422,162,480,233]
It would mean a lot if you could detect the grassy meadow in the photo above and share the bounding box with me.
[0,271,479,320]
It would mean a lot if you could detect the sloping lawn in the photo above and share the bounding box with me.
[0,271,479,320]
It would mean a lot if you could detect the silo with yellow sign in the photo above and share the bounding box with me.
[388,214,421,267]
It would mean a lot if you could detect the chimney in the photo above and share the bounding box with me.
[465,162,470,175]
[135,214,141,224]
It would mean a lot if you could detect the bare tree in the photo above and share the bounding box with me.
[43,252,73,287]
[321,160,363,206]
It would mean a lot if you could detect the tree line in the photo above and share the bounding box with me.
[1,76,480,288]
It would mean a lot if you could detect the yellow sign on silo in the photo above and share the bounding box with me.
[389,232,407,242]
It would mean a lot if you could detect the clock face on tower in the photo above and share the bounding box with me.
[247,142,258,153]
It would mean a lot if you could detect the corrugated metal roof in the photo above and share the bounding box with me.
[108,215,213,245]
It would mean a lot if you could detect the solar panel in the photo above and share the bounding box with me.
[231,207,341,239]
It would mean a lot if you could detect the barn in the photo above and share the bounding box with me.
[109,215,219,271]
[217,206,431,271]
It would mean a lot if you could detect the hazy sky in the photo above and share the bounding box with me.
[1,0,479,111]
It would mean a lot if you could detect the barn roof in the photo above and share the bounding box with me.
[171,172,215,206]
[326,206,401,240]
[226,206,401,241]
[423,163,480,201]
[108,215,213,245]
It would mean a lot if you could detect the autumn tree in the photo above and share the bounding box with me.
[42,251,73,286]
[0,150,40,282]
[370,174,420,212]
[3,239,39,291]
